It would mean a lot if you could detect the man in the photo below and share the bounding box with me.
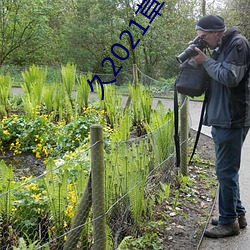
[192,15,250,238]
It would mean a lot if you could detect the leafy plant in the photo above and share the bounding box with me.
[103,84,123,128]
[21,65,47,118]
[13,236,43,250]
[145,100,174,164]
[76,72,92,112]
[60,63,76,103]
[105,136,154,246]
[0,107,103,158]
[43,84,56,114]
[178,173,192,189]
[117,233,163,250]
[172,190,180,210]
[158,182,171,203]
[12,176,49,241]
[129,83,153,126]
[43,160,67,215]
[0,73,12,117]
[109,109,132,141]
[0,161,15,222]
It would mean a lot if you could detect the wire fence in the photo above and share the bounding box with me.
[0,65,191,249]
[0,113,190,249]
[3,63,175,98]
[137,67,175,95]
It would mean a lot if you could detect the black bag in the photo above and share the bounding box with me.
[175,58,208,97]
[174,58,209,168]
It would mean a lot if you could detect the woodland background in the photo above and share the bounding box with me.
[0,1,248,248]
[0,0,249,82]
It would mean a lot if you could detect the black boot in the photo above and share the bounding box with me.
[204,222,240,238]
[211,214,247,229]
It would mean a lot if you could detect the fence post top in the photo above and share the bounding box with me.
[90,124,103,129]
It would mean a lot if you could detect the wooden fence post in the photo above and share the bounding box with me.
[91,124,106,250]
[125,64,138,109]
[133,64,138,86]
[63,175,92,250]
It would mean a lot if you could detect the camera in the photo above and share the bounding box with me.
[176,36,208,64]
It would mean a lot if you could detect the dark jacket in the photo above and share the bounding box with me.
[203,26,250,128]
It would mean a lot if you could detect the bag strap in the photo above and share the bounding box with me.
[174,80,208,167]
[188,91,208,164]
[174,80,180,168]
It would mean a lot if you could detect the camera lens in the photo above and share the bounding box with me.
[176,36,208,63]
[176,44,198,63]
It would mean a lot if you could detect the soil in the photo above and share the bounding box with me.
[0,152,45,180]
[112,129,217,250]
[158,130,217,250]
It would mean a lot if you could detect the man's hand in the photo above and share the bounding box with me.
[192,47,207,64]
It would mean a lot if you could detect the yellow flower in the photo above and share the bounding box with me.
[71,195,76,204]
[65,205,74,218]
[3,130,9,135]
[100,110,106,115]
[14,149,22,155]
[36,152,41,159]
[43,147,49,157]
[32,193,42,201]
[26,183,37,191]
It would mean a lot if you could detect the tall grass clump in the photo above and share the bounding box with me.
[145,100,175,164]
[61,63,76,103]
[76,72,92,112]
[0,73,12,117]
[21,65,47,118]
[129,83,153,135]
[103,84,123,128]
[43,84,56,114]
[105,136,153,247]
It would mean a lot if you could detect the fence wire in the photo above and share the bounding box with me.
[0,67,192,249]
[137,67,175,96]
[0,118,183,249]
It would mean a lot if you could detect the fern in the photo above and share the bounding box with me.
[60,63,76,101]
[0,160,14,221]
[21,65,47,118]
[144,100,175,163]
[0,73,12,116]
[43,84,56,113]
[43,159,68,228]
[76,72,92,111]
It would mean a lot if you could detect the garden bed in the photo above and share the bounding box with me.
[160,130,217,250]
[0,130,217,250]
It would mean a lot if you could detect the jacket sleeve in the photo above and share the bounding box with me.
[203,37,250,88]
